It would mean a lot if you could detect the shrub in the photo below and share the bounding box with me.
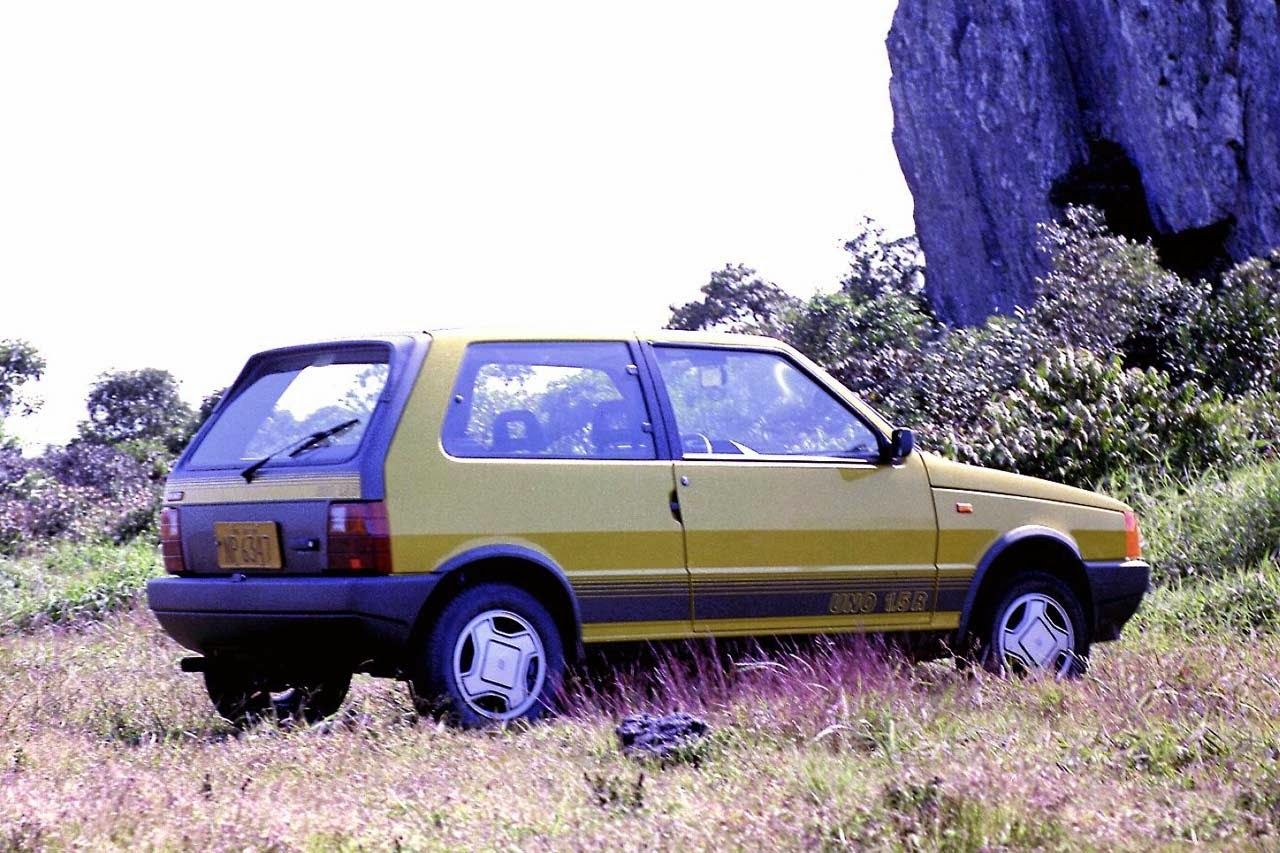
[785,288,934,422]
[0,443,160,556]
[1135,559,1280,637]
[909,316,1049,449]
[1194,253,1280,396]
[966,349,1246,488]
[665,207,1280,489]
[1124,459,1280,582]
[0,539,160,631]
[1033,207,1207,378]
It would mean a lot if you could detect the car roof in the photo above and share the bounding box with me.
[237,328,795,361]
[419,326,789,348]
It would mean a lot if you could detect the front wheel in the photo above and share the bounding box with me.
[979,572,1090,678]
[411,583,565,728]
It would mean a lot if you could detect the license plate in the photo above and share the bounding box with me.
[214,522,283,570]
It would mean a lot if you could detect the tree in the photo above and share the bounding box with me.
[667,264,798,335]
[79,368,194,454]
[0,339,46,419]
[839,218,929,303]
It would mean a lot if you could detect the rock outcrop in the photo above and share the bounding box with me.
[888,0,1280,325]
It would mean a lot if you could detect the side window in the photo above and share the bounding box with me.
[653,346,880,458]
[443,342,656,460]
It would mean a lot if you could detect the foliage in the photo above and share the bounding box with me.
[1194,253,1280,396]
[1032,207,1207,377]
[668,263,798,336]
[667,206,1280,490]
[0,338,45,419]
[78,368,194,454]
[1135,558,1280,638]
[964,349,1246,487]
[184,385,226,445]
[0,539,159,632]
[837,218,928,303]
[1122,458,1280,583]
[786,287,934,421]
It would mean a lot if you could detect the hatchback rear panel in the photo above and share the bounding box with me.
[163,335,428,576]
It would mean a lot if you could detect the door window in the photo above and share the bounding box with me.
[443,342,655,460]
[653,346,880,458]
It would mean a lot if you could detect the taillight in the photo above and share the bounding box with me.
[1124,510,1142,560]
[327,501,393,573]
[160,507,185,574]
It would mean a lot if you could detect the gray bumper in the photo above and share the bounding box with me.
[1084,559,1151,641]
[146,574,440,671]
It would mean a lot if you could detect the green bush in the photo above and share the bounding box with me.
[1033,207,1207,378]
[1135,559,1280,636]
[668,206,1280,490]
[963,349,1246,488]
[0,539,161,632]
[1124,459,1280,583]
[1194,253,1280,396]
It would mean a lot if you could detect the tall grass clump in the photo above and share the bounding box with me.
[0,538,160,632]
[1135,558,1280,639]
[1121,458,1280,582]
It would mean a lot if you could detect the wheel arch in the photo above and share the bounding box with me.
[407,545,583,665]
[956,526,1093,643]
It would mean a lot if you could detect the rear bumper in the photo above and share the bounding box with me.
[1084,559,1151,642]
[146,574,440,671]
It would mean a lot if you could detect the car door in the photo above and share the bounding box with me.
[417,339,691,643]
[647,342,940,635]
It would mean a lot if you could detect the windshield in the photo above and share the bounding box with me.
[187,348,390,469]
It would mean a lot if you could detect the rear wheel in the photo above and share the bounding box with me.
[978,572,1090,678]
[204,668,351,727]
[411,583,564,728]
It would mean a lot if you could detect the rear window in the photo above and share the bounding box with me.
[187,347,390,470]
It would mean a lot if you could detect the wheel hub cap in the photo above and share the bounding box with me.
[996,593,1076,675]
[453,609,546,720]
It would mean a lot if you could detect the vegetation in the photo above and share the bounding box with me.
[671,207,1280,491]
[0,539,158,633]
[0,592,1275,849]
[1,206,1278,847]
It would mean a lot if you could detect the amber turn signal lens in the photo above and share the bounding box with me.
[1123,510,1141,560]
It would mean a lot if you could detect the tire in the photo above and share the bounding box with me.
[977,572,1090,678]
[272,673,352,725]
[204,668,351,727]
[410,583,565,728]
[204,668,270,727]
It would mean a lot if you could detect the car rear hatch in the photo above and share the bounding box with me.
[161,336,426,576]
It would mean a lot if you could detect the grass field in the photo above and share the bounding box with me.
[1,570,1278,851]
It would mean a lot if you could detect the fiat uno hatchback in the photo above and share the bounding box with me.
[147,329,1149,726]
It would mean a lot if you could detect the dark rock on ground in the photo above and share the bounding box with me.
[888,0,1280,325]
[615,712,709,760]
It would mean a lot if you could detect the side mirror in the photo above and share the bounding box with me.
[886,427,915,462]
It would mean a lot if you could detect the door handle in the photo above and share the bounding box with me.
[668,490,682,523]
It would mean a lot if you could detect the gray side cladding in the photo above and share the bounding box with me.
[887,0,1280,326]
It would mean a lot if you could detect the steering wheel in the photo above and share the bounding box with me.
[680,432,713,454]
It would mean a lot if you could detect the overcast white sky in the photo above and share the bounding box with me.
[1,1,912,452]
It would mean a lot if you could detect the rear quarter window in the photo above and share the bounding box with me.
[187,347,390,469]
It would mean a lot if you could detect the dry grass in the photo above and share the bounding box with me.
[2,603,1279,851]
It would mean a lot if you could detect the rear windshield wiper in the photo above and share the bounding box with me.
[240,417,361,483]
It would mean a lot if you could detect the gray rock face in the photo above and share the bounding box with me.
[888,0,1280,325]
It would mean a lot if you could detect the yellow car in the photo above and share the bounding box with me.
[147,329,1149,726]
